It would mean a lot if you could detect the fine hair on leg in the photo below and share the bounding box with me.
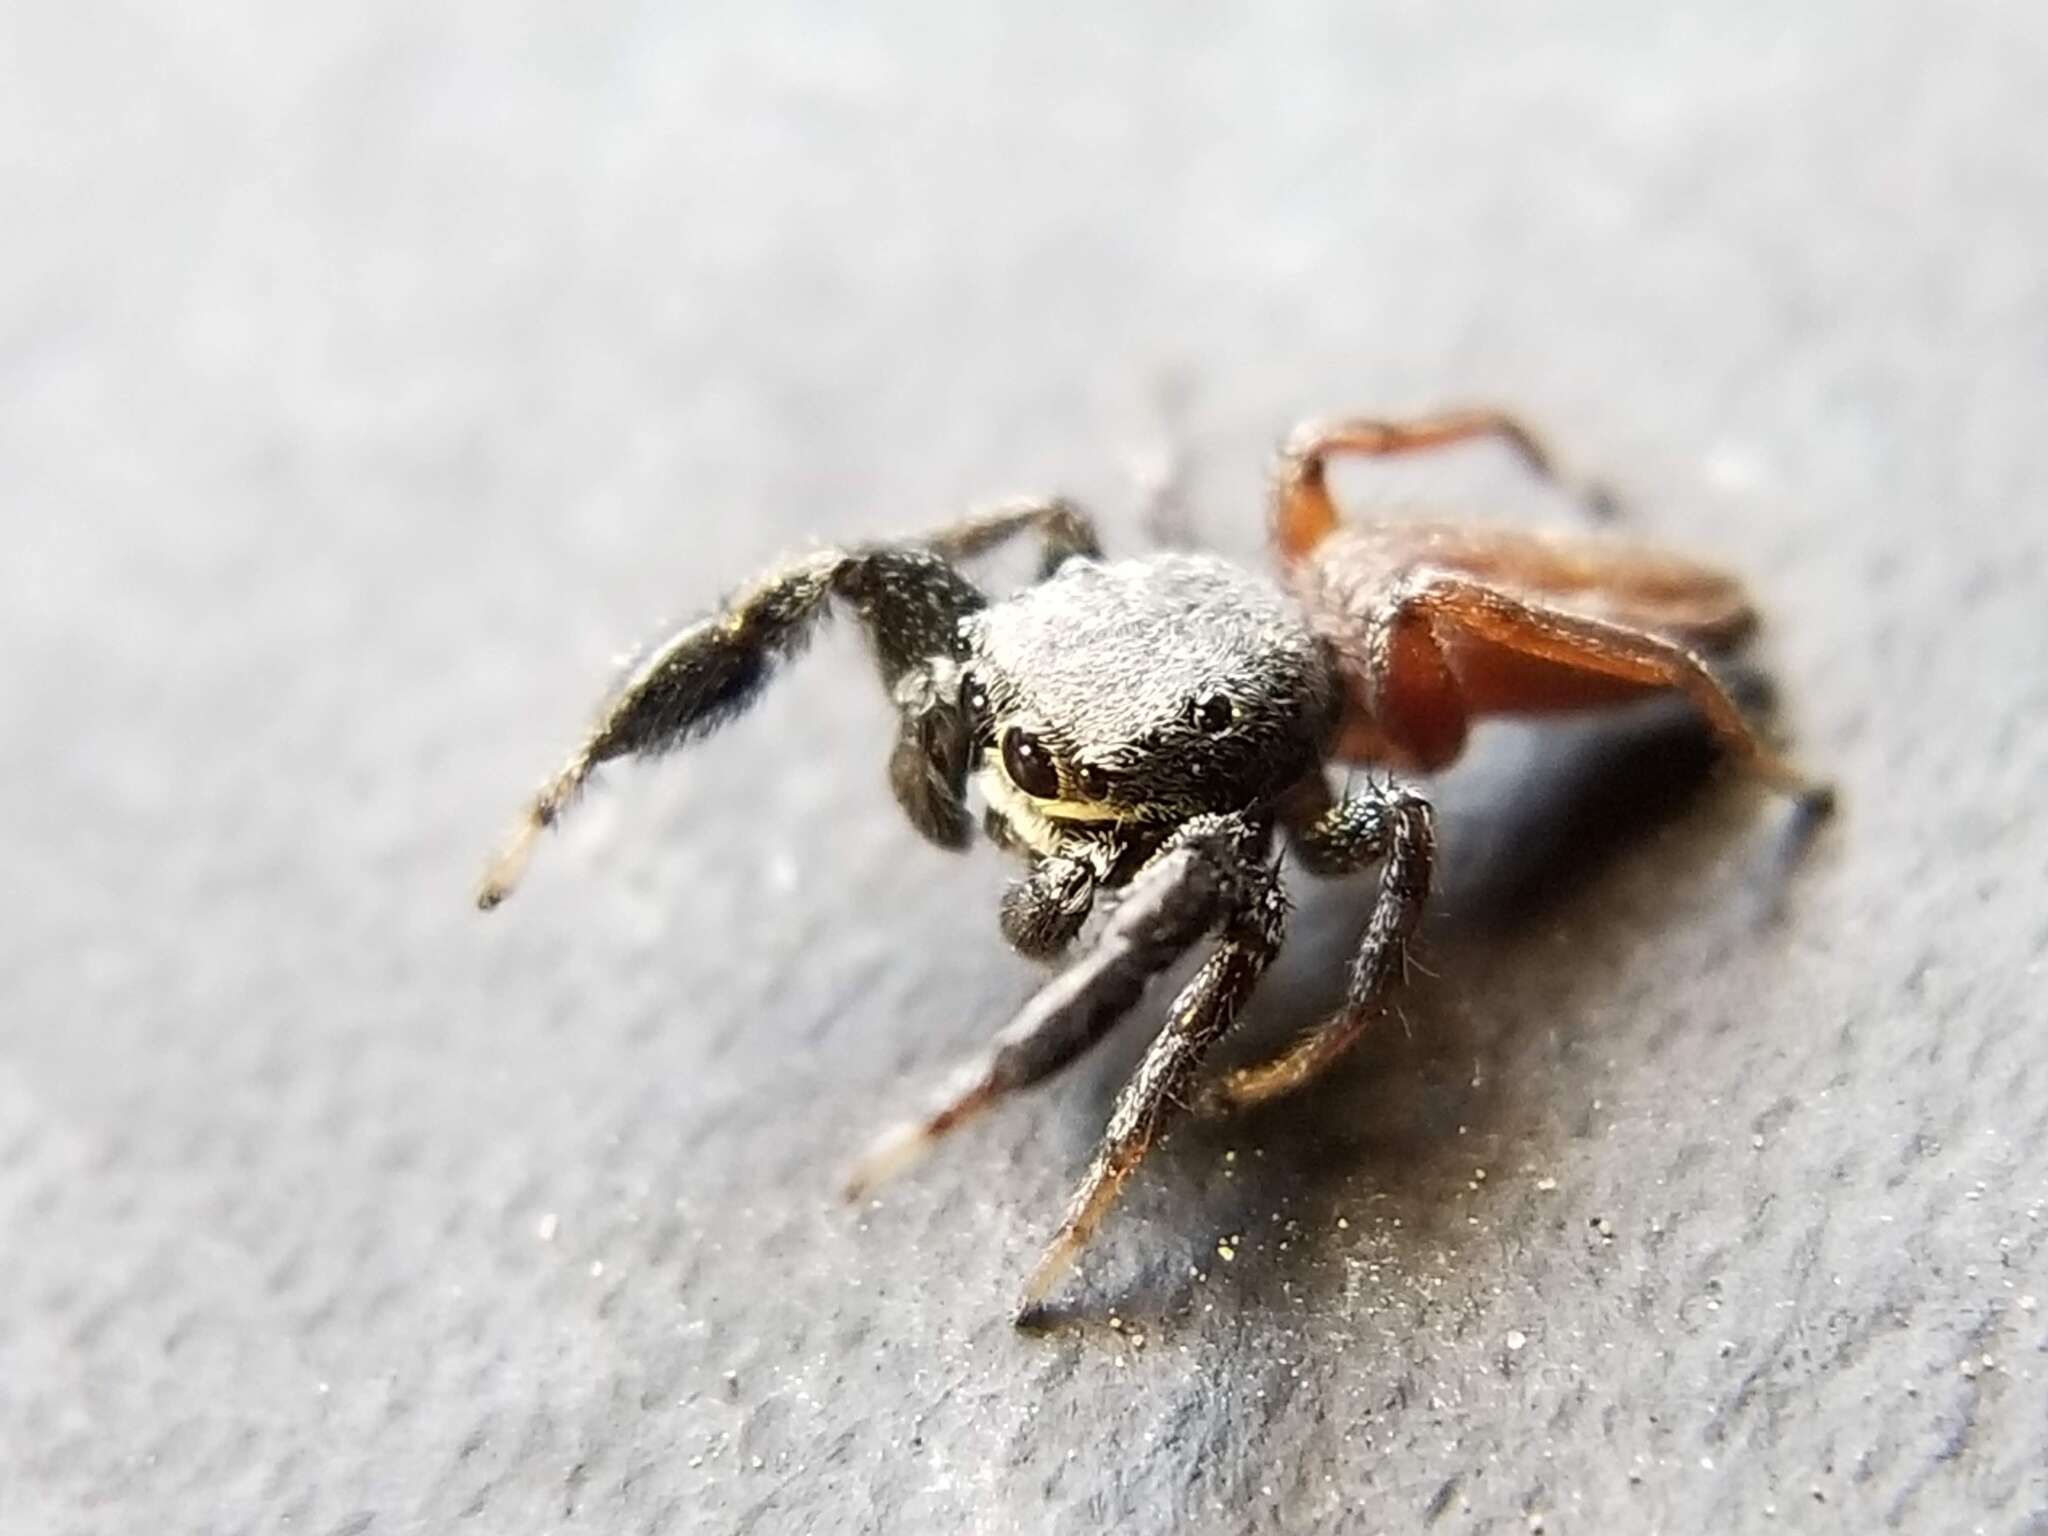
[844,814,1266,1200]
[478,500,1109,910]
[1197,780,1435,1116]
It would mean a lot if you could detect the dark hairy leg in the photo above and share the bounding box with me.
[843,814,1267,1201]
[1018,847,1288,1320]
[920,496,1102,576]
[1196,777,1436,1116]
[476,502,1103,909]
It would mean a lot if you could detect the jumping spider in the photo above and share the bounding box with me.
[477,407,1830,1320]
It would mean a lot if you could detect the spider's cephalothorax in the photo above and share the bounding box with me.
[960,553,1340,948]
[478,408,1830,1321]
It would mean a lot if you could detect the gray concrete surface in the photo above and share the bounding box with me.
[3,3,2045,1532]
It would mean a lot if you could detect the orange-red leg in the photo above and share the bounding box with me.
[1273,408,1607,559]
[1379,573,1831,806]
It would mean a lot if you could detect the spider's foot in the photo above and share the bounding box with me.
[1011,1298,1059,1332]
[842,1075,996,1201]
[1192,1052,1313,1119]
[1014,1235,1083,1325]
[475,814,543,911]
[1794,778,1839,821]
[476,766,587,911]
[1748,746,1835,815]
[1190,1077,1244,1120]
[1012,1167,1128,1325]
[842,1119,934,1202]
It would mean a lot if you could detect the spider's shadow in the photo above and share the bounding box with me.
[1032,691,1823,1328]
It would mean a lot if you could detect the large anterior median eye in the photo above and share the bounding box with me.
[1001,726,1062,798]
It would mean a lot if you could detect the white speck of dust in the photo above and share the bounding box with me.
[590,1260,605,1278]
[2019,1295,2039,1312]
[1506,1330,1528,1352]
[1535,1177,1557,1192]
[536,1212,559,1243]
[1217,1242,1237,1263]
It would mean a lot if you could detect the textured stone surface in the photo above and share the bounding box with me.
[3,4,2045,1532]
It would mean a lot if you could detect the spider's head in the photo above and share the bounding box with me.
[959,553,1337,839]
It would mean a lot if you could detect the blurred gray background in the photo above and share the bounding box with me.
[3,3,2044,1533]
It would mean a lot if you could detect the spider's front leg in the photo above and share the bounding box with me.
[1016,828,1287,1320]
[476,499,1100,907]
[843,815,1268,1204]
[1196,773,1436,1116]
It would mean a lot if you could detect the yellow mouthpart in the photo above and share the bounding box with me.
[977,761,1130,855]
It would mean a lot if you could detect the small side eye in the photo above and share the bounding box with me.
[1001,726,1062,798]
[1191,693,1235,732]
[959,670,991,728]
[1075,763,1110,800]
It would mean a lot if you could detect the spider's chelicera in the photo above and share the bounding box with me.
[477,407,1830,1321]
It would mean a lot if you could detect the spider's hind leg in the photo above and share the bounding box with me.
[1393,572,1832,811]
[1273,407,1617,559]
